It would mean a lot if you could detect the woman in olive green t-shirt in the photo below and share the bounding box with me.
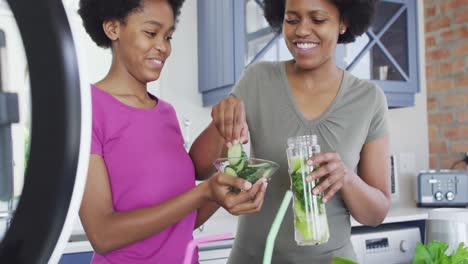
[191,0,390,263]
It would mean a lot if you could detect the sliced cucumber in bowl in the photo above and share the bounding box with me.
[227,143,243,166]
[224,166,238,177]
[235,158,246,172]
[213,143,279,192]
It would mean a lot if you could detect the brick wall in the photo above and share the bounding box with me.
[424,0,468,169]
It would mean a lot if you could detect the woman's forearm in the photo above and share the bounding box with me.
[81,182,212,254]
[340,173,391,226]
[189,122,226,180]
[195,201,220,229]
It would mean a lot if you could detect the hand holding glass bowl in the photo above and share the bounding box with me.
[213,144,279,192]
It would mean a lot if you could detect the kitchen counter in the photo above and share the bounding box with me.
[351,202,432,227]
[62,208,238,254]
[63,201,434,254]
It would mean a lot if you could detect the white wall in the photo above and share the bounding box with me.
[158,0,211,146]
[386,1,429,203]
[163,1,429,205]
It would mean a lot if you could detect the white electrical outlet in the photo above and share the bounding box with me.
[399,152,415,175]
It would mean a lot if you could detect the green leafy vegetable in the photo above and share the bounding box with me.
[290,160,323,215]
[331,256,358,264]
[225,143,273,192]
[293,198,313,240]
[413,240,468,264]
[290,157,327,240]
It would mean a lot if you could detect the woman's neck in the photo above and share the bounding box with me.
[288,59,343,92]
[96,58,150,101]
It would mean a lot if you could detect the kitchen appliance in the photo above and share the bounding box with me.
[0,1,90,263]
[350,225,421,264]
[425,208,468,254]
[416,170,468,207]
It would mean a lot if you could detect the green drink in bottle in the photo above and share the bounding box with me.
[286,135,329,245]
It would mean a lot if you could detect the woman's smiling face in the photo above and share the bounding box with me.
[282,0,345,70]
[113,0,175,83]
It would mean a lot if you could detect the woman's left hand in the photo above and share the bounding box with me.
[305,152,351,203]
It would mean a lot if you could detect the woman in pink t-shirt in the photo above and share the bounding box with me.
[77,0,268,263]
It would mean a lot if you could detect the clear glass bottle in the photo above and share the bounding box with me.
[286,135,329,245]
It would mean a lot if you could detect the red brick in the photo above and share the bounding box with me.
[455,9,468,24]
[459,109,468,121]
[439,62,452,76]
[441,27,468,43]
[452,141,468,153]
[429,155,437,168]
[429,125,439,140]
[427,79,454,92]
[455,43,468,56]
[440,0,468,13]
[426,64,436,79]
[439,60,465,76]
[427,96,439,110]
[426,48,451,61]
[429,112,454,124]
[430,141,448,153]
[440,156,464,170]
[443,126,468,138]
[441,93,467,107]
[425,5,437,17]
[455,75,468,87]
[425,16,451,32]
[426,36,437,48]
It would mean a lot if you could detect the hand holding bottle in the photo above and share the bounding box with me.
[305,152,351,203]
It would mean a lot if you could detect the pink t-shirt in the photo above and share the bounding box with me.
[90,85,197,264]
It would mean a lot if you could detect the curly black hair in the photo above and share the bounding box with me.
[78,0,185,48]
[263,0,376,44]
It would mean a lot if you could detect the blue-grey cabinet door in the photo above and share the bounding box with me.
[198,0,419,108]
[197,0,245,106]
[59,252,93,264]
[339,0,419,108]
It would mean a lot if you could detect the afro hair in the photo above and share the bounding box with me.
[263,0,377,44]
[78,0,185,48]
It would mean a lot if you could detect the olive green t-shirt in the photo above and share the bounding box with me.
[228,61,389,264]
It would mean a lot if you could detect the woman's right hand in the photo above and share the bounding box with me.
[211,97,249,145]
[205,172,268,215]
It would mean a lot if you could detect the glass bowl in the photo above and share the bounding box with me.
[213,158,279,184]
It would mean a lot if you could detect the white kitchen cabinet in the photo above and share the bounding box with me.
[199,248,231,264]
[198,239,233,264]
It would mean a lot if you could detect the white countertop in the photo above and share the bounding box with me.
[351,201,432,227]
[63,200,433,254]
[63,208,238,254]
